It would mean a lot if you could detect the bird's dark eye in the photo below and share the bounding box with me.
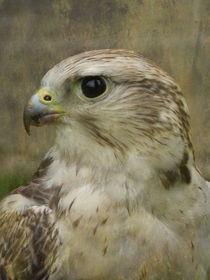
[81,76,106,99]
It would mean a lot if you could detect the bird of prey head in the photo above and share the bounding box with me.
[24,49,193,183]
[2,49,210,280]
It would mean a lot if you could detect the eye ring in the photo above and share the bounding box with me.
[81,76,107,99]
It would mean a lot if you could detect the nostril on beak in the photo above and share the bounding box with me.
[43,95,52,102]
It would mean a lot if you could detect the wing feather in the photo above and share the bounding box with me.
[0,205,60,280]
[0,156,61,280]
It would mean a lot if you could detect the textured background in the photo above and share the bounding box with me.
[0,0,209,192]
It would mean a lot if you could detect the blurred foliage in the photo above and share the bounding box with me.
[0,0,209,193]
[0,173,31,199]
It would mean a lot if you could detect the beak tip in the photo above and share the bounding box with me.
[23,121,31,136]
[26,128,31,136]
[23,105,31,136]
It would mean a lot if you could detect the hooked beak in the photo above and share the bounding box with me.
[23,88,66,135]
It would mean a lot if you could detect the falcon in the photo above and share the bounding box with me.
[0,49,209,280]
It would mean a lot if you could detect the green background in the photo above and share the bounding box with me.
[0,0,209,197]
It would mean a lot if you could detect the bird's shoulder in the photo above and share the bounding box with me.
[1,155,55,207]
[0,157,60,280]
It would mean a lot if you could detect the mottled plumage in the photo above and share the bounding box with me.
[0,49,209,279]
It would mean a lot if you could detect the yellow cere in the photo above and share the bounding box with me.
[37,87,54,105]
